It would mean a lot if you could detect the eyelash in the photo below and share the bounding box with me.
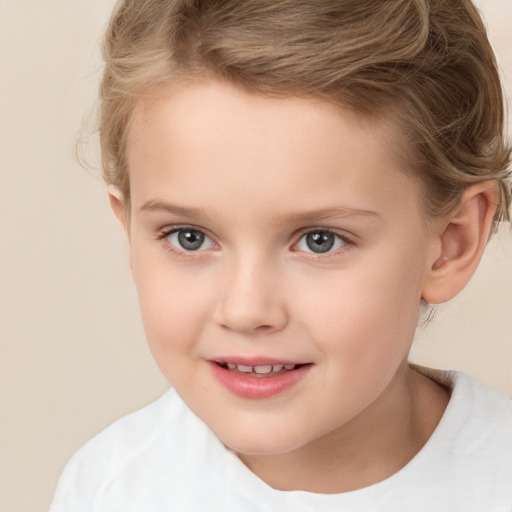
[156,225,217,259]
[155,225,354,260]
[293,228,353,260]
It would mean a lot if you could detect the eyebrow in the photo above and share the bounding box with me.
[139,200,381,224]
[140,201,211,222]
[275,207,381,225]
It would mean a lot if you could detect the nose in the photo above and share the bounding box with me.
[213,256,288,335]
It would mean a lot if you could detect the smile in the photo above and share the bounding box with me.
[208,360,312,399]
[218,362,300,376]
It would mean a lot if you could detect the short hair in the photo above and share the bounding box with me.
[100,0,511,230]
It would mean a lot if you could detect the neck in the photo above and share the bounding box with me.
[238,363,449,494]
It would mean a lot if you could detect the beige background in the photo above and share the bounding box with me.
[0,1,511,511]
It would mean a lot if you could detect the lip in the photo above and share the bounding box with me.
[208,360,312,399]
[211,356,304,367]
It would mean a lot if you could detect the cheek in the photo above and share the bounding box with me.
[131,256,213,365]
[298,249,425,363]
[306,264,424,411]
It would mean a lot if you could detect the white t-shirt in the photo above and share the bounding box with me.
[50,368,512,512]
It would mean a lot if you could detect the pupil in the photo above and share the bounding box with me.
[306,232,335,253]
[178,230,204,250]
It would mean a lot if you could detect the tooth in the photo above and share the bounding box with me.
[272,364,284,372]
[254,365,273,374]
[284,364,296,370]
[237,364,253,373]
[227,363,237,370]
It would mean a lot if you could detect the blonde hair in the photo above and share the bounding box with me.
[100,0,511,228]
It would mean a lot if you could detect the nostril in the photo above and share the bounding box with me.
[255,324,274,332]
[220,323,275,334]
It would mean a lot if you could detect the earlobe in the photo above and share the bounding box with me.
[421,182,498,304]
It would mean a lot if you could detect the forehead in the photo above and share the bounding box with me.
[128,81,395,162]
[126,80,423,225]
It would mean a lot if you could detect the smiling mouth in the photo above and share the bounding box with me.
[214,362,309,377]
[209,360,313,398]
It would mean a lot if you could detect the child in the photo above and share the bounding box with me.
[50,0,512,510]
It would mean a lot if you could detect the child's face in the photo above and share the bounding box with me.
[124,80,438,456]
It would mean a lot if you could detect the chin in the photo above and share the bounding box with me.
[214,423,309,457]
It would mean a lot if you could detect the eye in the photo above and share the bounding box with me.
[166,228,215,252]
[296,230,347,254]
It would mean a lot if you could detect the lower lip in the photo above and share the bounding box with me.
[208,362,312,399]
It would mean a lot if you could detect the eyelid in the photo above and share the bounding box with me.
[155,224,354,259]
[157,224,213,240]
[292,228,354,256]
[295,227,353,243]
[156,224,218,255]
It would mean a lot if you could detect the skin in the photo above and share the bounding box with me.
[112,79,496,493]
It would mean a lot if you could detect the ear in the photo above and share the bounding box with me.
[421,182,498,304]
[108,186,133,273]
[107,185,127,227]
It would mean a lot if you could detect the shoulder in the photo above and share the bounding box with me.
[69,387,180,465]
[412,367,512,508]
[434,369,512,426]
[49,388,201,512]
[417,366,512,452]
[447,371,512,452]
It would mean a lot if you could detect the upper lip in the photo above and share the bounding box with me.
[209,356,310,366]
